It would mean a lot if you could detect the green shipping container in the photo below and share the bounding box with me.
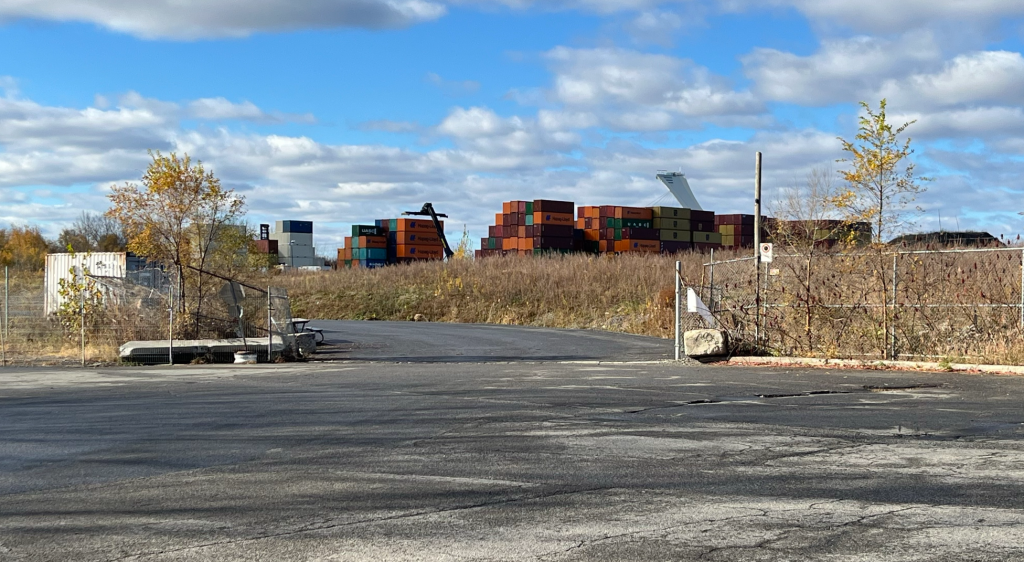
[692,231,723,244]
[651,206,690,219]
[525,214,534,226]
[525,201,534,214]
[614,228,622,241]
[605,217,616,228]
[622,219,652,229]
[659,229,691,242]
[487,237,497,249]
[653,218,690,230]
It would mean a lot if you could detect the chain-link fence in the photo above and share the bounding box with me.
[0,262,299,366]
[698,247,1024,363]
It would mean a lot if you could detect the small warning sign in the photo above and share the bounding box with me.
[760,243,773,263]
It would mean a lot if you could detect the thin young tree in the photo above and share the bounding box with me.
[107,152,245,336]
[837,99,928,244]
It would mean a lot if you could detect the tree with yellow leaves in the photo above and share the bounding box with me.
[0,226,51,271]
[837,99,928,244]
[107,152,246,335]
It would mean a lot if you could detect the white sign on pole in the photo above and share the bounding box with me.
[760,243,773,263]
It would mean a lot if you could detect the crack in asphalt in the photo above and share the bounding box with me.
[101,486,617,561]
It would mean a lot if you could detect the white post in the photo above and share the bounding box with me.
[674,260,682,361]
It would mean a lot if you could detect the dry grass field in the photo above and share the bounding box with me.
[279,246,1024,365]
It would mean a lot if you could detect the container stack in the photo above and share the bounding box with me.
[384,218,446,262]
[688,209,722,251]
[716,214,762,249]
[610,207,659,253]
[338,219,445,268]
[652,206,693,254]
[340,224,387,269]
[478,199,578,257]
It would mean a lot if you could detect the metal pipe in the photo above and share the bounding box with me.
[674,261,681,361]
[4,265,7,340]
[267,287,273,363]
[890,253,898,360]
[708,248,715,313]
[754,152,762,347]
[80,266,85,368]
[169,273,174,366]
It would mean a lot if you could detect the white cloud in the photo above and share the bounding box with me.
[880,51,1024,110]
[0,0,447,39]
[742,0,1024,34]
[544,46,763,130]
[186,97,317,123]
[743,32,941,105]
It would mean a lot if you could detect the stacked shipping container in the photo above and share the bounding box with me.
[478,200,580,257]
[338,219,446,268]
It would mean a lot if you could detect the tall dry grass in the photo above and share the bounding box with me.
[279,246,1024,365]
[278,252,717,338]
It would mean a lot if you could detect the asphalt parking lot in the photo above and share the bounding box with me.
[2,324,1024,561]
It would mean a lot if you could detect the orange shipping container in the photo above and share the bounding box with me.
[502,238,513,250]
[502,201,512,214]
[344,236,352,248]
[615,206,653,220]
[344,248,352,260]
[495,213,503,226]
[614,239,658,252]
[394,218,443,232]
[395,245,445,259]
[523,237,534,250]
[518,225,526,238]
[358,236,387,249]
[583,229,600,242]
[533,211,574,225]
[391,231,442,245]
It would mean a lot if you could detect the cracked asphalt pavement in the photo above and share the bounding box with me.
[2,327,1024,560]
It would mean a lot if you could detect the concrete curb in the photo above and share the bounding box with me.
[722,356,1024,376]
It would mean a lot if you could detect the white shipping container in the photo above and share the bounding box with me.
[44,252,129,315]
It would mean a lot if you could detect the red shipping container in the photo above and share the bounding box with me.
[621,227,658,240]
[533,199,574,214]
[534,224,573,237]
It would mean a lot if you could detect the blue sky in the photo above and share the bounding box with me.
[2,0,1024,251]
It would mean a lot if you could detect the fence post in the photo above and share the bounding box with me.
[890,253,898,360]
[267,287,273,363]
[754,152,762,348]
[79,266,85,368]
[3,265,7,341]
[168,273,174,366]
[708,249,715,313]
[674,260,681,361]
[1019,248,1023,331]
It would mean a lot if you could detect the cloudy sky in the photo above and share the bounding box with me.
[2,1,1023,251]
